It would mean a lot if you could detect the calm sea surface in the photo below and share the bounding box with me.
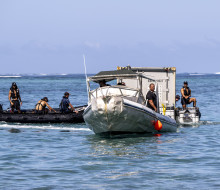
[0,74,220,190]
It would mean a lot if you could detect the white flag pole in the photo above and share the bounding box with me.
[83,55,89,102]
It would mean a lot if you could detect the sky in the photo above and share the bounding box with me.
[0,0,220,74]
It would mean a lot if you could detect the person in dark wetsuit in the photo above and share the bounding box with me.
[35,97,56,114]
[8,82,22,113]
[60,92,78,113]
[146,83,157,112]
[181,81,196,109]
[99,80,111,87]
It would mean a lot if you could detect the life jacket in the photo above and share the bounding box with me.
[10,88,20,100]
[35,100,46,111]
[182,87,191,97]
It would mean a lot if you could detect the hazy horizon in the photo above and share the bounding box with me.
[0,71,220,75]
[1,0,220,74]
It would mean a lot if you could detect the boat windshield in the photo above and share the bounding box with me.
[89,85,145,104]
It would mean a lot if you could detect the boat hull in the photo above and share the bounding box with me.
[83,97,177,134]
[0,106,85,123]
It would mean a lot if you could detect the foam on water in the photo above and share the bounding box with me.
[0,122,91,131]
[178,120,220,127]
[189,73,205,76]
[199,120,220,125]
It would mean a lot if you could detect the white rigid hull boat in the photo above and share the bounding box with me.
[83,69,177,134]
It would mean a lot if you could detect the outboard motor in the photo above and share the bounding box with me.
[0,104,3,113]
[175,107,201,124]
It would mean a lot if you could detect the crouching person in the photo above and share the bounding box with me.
[35,97,56,114]
[60,92,78,114]
[181,81,197,109]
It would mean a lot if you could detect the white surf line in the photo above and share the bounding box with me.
[189,74,205,76]
[0,76,22,78]
[0,124,91,131]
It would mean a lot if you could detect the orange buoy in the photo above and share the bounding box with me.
[154,120,162,131]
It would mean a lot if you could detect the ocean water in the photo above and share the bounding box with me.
[0,74,220,190]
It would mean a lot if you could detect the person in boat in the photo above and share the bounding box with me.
[35,97,56,114]
[176,95,180,102]
[60,92,78,113]
[181,81,196,109]
[146,83,157,112]
[117,82,126,86]
[175,95,180,107]
[99,80,110,87]
[8,82,22,113]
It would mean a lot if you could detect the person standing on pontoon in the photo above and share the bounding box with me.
[8,82,22,113]
[181,81,196,109]
[146,83,157,112]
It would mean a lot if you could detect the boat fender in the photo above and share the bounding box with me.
[154,120,162,131]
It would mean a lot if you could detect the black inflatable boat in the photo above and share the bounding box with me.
[0,105,86,123]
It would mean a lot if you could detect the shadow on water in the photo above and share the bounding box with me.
[84,120,220,158]
[85,132,182,158]
[94,132,161,139]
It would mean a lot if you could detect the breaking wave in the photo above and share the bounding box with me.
[189,73,205,76]
[0,76,22,78]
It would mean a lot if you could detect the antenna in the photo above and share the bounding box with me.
[83,55,89,102]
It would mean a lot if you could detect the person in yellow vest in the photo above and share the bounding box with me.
[35,97,56,114]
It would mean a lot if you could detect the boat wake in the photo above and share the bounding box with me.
[0,122,90,131]
[199,121,220,125]
[178,120,220,127]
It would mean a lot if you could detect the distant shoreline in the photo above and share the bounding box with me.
[0,72,220,77]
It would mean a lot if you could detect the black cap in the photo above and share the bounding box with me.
[183,81,188,85]
[176,95,180,99]
[64,92,70,96]
[12,82,17,86]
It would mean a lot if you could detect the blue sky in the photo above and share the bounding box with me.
[0,0,220,74]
